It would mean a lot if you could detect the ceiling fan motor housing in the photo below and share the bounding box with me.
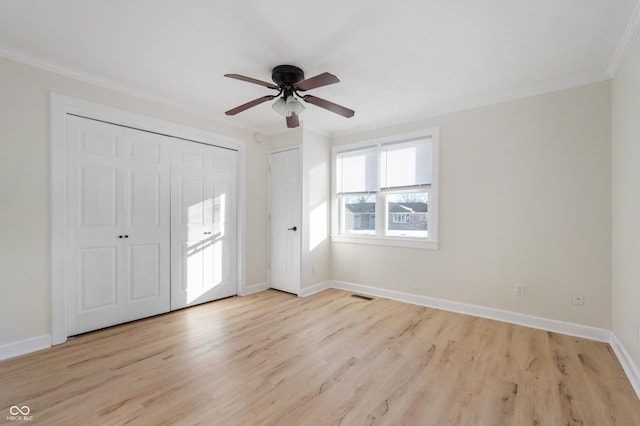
[272,65,305,87]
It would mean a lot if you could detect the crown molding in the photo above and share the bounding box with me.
[0,44,620,140]
[0,46,254,133]
[330,72,611,140]
[608,0,640,77]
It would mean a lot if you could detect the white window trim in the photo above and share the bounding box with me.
[331,128,440,249]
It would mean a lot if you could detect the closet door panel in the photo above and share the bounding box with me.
[171,141,211,309]
[127,243,161,300]
[171,141,237,310]
[180,177,206,227]
[80,165,119,227]
[184,240,205,289]
[121,128,171,321]
[212,154,237,295]
[67,116,125,335]
[129,172,161,226]
[79,245,118,311]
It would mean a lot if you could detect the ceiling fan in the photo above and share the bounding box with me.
[224,65,355,128]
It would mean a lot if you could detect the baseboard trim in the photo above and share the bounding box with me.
[0,335,51,362]
[240,282,269,296]
[610,333,640,399]
[329,280,611,342]
[299,281,332,297]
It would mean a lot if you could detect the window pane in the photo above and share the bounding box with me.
[381,139,432,189]
[386,192,428,237]
[342,195,376,235]
[336,148,378,194]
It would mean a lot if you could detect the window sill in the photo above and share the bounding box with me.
[331,234,439,250]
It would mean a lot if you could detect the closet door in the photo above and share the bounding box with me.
[66,116,171,335]
[171,139,237,310]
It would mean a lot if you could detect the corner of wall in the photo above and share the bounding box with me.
[610,332,640,399]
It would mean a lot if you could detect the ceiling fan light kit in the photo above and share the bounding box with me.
[271,96,305,117]
[271,97,287,116]
[224,65,355,128]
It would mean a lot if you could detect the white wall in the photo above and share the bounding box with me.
[612,33,640,367]
[0,57,269,345]
[301,128,331,288]
[331,82,612,328]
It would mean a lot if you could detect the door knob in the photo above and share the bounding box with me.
[287,226,297,231]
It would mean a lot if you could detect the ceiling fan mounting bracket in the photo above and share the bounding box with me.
[272,65,305,87]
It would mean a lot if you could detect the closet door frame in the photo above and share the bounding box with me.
[50,93,246,345]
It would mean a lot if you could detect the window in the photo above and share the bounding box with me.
[336,147,377,235]
[333,129,439,249]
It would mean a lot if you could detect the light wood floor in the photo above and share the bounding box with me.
[1,289,639,425]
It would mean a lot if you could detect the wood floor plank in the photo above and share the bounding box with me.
[1,289,639,425]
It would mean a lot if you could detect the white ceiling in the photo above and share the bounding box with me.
[1,0,638,136]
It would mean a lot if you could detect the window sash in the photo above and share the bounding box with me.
[383,189,429,238]
[338,193,376,235]
[380,137,432,190]
[336,147,378,195]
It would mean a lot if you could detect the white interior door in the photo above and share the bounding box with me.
[269,148,301,294]
[66,116,171,335]
[171,139,237,310]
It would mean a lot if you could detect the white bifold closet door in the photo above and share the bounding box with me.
[170,139,237,310]
[66,115,171,335]
[66,115,238,336]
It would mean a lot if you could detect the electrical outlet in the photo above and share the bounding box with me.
[311,265,317,275]
[515,283,526,297]
[635,321,639,342]
[572,290,584,306]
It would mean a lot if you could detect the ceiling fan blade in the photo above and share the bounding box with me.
[295,72,340,91]
[224,73,278,90]
[302,95,355,118]
[286,112,300,128]
[225,95,275,116]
